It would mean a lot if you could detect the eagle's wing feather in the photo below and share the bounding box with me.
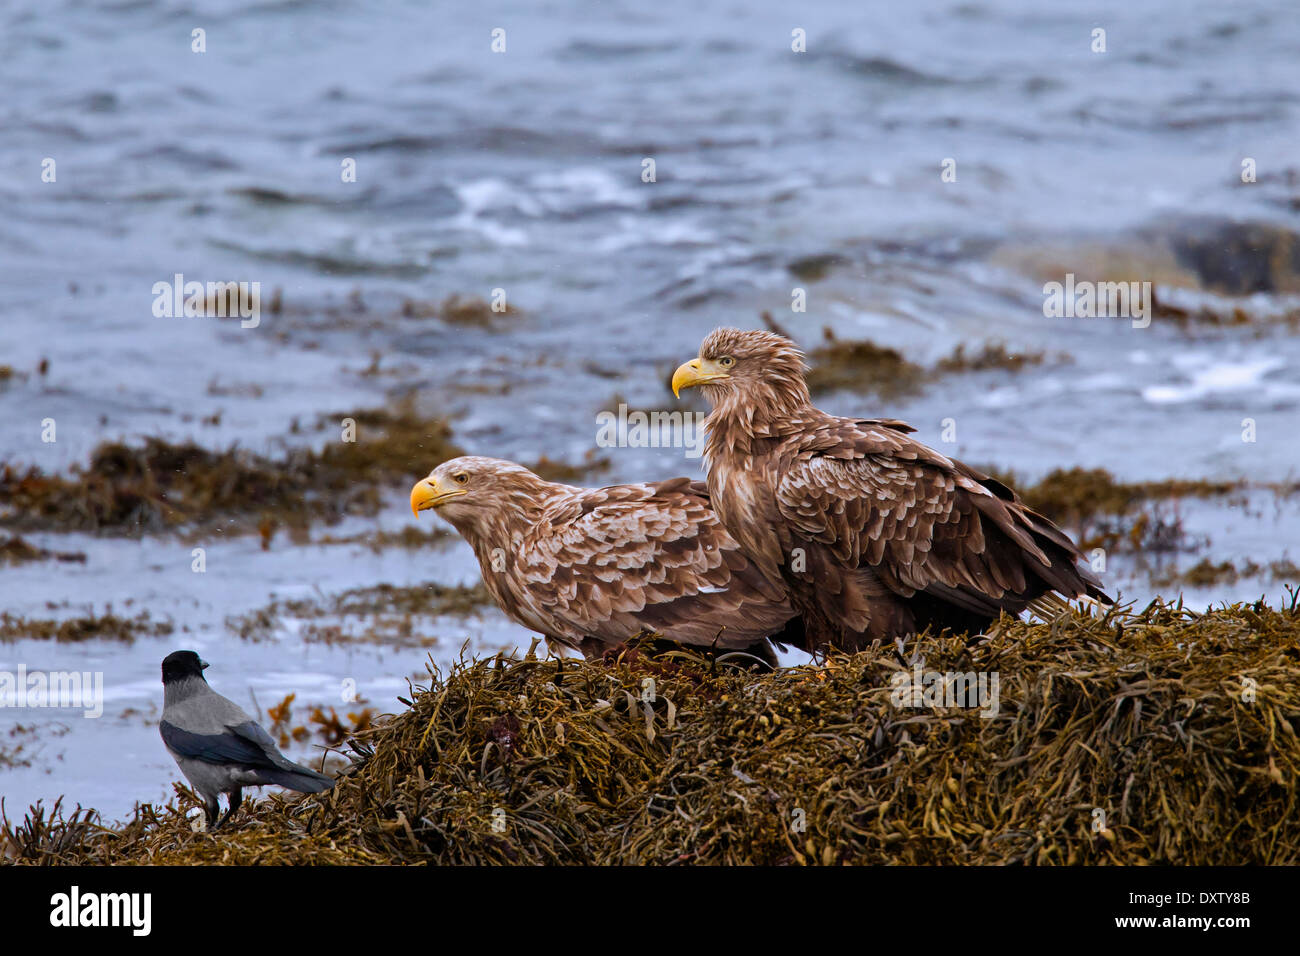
[518,479,794,652]
[774,418,1106,627]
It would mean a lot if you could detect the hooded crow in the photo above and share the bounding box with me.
[159,650,335,829]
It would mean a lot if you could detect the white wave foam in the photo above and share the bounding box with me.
[1142,356,1286,404]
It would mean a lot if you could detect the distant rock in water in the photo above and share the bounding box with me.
[992,216,1300,301]
[1168,220,1300,295]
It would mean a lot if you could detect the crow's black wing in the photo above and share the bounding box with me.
[161,719,284,769]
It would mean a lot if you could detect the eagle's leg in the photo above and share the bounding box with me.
[214,787,243,830]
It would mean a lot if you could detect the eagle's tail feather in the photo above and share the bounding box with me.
[1025,590,1111,622]
[1026,593,1071,621]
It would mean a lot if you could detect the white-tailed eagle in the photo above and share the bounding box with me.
[672,328,1111,652]
[411,456,798,665]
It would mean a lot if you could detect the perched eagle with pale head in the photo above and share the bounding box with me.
[410,456,798,665]
[672,328,1111,652]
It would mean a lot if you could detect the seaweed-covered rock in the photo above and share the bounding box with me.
[5,599,1300,865]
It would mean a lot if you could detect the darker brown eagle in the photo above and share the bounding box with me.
[672,328,1111,652]
[410,456,798,666]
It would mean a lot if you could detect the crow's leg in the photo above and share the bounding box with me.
[202,794,220,831]
[214,788,243,830]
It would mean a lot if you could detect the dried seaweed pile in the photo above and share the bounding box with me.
[5,600,1299,865]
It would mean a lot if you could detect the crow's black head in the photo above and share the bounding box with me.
[161,650,209,685]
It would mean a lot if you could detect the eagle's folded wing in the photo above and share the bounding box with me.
[775,420,1105,616]
[520,479,794,650]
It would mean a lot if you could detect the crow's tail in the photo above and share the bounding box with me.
[262,764,335,794]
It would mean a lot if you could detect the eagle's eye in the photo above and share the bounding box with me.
[454,473,469,485]
[718,355,735,368]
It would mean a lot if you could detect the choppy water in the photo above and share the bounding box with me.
[2,0,1299,819]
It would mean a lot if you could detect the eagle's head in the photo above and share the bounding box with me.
[410,456,549,538]
[672,328,811,420]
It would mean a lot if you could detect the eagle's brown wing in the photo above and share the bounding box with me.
[517,477,795,656]
[773,417,1108,635]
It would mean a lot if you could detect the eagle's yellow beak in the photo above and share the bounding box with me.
[410,477,465,517]
[672,357,730,397]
